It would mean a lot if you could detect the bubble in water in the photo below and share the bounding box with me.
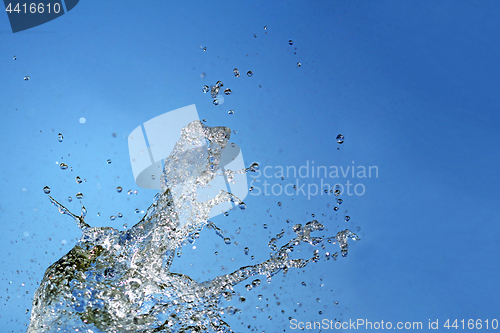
[79,117,86,124]
[75,192,83,200]
[59,163,68,170]
[247,71,253,77]
[58,133,63,142]
[345,216,350,222]
[75,176,82,184]
[228,110,234,115]
[336,134,344,144]
[297,62,301,67]
[116,186,122,193]
[24,76,30,81]
[289,40,293,45]
[213,99,219,106]
[224,88,232,95]
[233,68,240,77]
[43,186,50,194]
[107,159,112,164]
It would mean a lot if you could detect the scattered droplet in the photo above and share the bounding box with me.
[135,208,140,213]
[202,47,207,51]
[202,85,209,93]
[278,202,282,207]
[263,224,268,229]
[13,55,16,60]
[333,206,339,211]
[336,134,344,144]
[233,68,240,77]
[58,133,63,142]
[344,216,350,222]
[224,237,231,245]
[224,212,229,217]
[79,117,86,124]
[254,34,257,38]
[264,26,267,30]
[43,186,50,194]
[128,189,133,195]
[215,81,223,88]
[107,159,112,164]
[24,76,30,81]
[337,198,343,205]
[247,71,253,77]
[239,202,246,210]
[68,196,72,202]
[289,40,293,45]
[117,213,123,218]
[244,247,249,255]
[297,62,301,67]
[75,192,83,200]
[110,215,116,221]
[228,110,234,115]
[249,162,259,171]
[213,99,219,106]
[123,223,128,229]
[116,186,122,193]
[75,176,82,184]
[334,189,341,196]
[59,163,68,170]
[224,88,231,95]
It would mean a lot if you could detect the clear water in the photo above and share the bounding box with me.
[27,121,359,332]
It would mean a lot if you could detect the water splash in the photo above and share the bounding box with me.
[27,121,359,332]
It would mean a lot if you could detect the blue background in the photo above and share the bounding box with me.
[1,1,499,332]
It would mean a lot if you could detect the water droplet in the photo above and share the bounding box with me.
[224,88,232,95]
[228,110,234,115]
[107,159,112,164]
[75,192,83,200]
[43,186,50,194]
[24,76,30,81]
[334,189,341,196]
[289,40,293,45]
[116,186,122,193]
[128,189,133,195]
[202,85,209,93]
[344,216,350,222]
[247,71,253,77]
[224,237,231,245]
[336,134,344,144]
[117,213,123,218]
[278,202,282,207]
[263,224,268,229]
[297,62,301,67]
[123,223,128,229]
[59,163,68,170]
[110,215,116,221]
[13,55,16,60]
[58,133,63,142]
[213,99,219,106]
[244,247,249,255]
[135,208,140,213]
[254,34,257,38]
[203,47,207,51]
[337,198,343,205]
[333,206,339,211]
[249,162,259,171]
[79,117,86,124]
[215,81,223,88]
[264,26,267,30]
[74,176,82,184]
[233,68,240,77]
[239,202,246,210]
[224,212,229,217]
[68,196,72,202]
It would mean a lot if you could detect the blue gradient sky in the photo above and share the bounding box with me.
[1,1,499,332]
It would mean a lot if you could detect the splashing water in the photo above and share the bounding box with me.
[27,121,359,332]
